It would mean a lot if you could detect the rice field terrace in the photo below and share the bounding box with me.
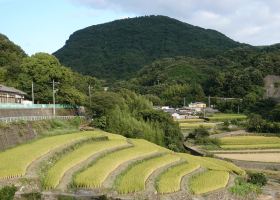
[207,114,247,121]
[220,136,280,150]
[0,130,245,198]
[179,122,218,130]
[212,135,280,163]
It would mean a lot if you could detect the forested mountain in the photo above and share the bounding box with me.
[54,15,244,80]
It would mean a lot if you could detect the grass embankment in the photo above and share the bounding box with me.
[220,136,280,150]
[42,133,128,189]
[73,139,168,188]
[0,131,102,179]
[189,170,230,194]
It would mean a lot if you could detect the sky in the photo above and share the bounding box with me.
[1,0,280,55]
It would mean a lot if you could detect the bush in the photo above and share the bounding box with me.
[194,137,221,146]
[229,177,261,197]
[248,172,267,186]
[21,192,42,200]
[188,126,209,139]
[0,185,17,200]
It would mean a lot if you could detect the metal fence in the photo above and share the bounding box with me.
[0,103,76,109]
[0,115,84,123]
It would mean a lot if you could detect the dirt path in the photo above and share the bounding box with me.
[56,143,132,191]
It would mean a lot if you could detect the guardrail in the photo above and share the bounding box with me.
[0,116,84,123]
[0,103,76,109]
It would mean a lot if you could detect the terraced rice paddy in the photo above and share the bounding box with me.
[115,154,180,194]
[220,136,280,150]
[176,118,205,123]
[156,162,199,194]
[0,131,103,179]
[0,130,245,197]
[207,114,247,121]
[179,153,245,175]
[74,139,168,188]
[42,134,128,189]
[189,170,230,194]
[216,153,280,163]
[179,122,217,129]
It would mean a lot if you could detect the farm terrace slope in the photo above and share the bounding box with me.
[0,130,245,198]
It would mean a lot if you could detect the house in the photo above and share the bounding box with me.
[0,85,26,104]
[188,102,206,112]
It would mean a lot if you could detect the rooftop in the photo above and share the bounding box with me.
[0,84,26,95]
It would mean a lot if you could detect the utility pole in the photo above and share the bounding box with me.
[88,85,92,107]
[32,81,34,104]
[208,95,211,108]
[238,104,240,114]
[52,79,59,117]
[183,97,186,107]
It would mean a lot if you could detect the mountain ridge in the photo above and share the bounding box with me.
[54,15,246,80]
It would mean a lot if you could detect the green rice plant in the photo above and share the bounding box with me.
[156,162,200,194]
[74,139,169,188]
[220,136,280,145]
[179,123,217,129]
[208,114,247,121]
[220,136,280,149]
[0,131,104,179]
[177,119,205,123]
[202,157,245,175]
[221,143,280,150]
[178,153,244,175]
[42,133,128,189]
[189,170,229,194]
[115,153,180,194]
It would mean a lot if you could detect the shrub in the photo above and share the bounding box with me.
[229,177,261,197]
[21,192,42,200]
[248,172,267,186]
[0,185,17,200]
[188,126,209,139]
[195,137,221,146]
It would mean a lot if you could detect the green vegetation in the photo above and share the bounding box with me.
[90,90,184,152]
[156,162,199,194]
[54,15,241,80]
[179,122,217,129]
[189,170,229,194]
[73,139,168,188]
[248,172,267,186]
[0,185,17,200]
[207,114,247,121]
[115,154,180,194]
[247,114,280,134]
[220,136,280,149]
[0,131,102,179]
[42,133,127,189]
[179,153,245,175]
[229,177,262,197]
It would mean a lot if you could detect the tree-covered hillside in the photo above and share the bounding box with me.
[0,34,101,106]
[117,45,280,110]
[54,15,244,80]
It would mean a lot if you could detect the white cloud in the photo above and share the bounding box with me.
[69,0,280,45]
